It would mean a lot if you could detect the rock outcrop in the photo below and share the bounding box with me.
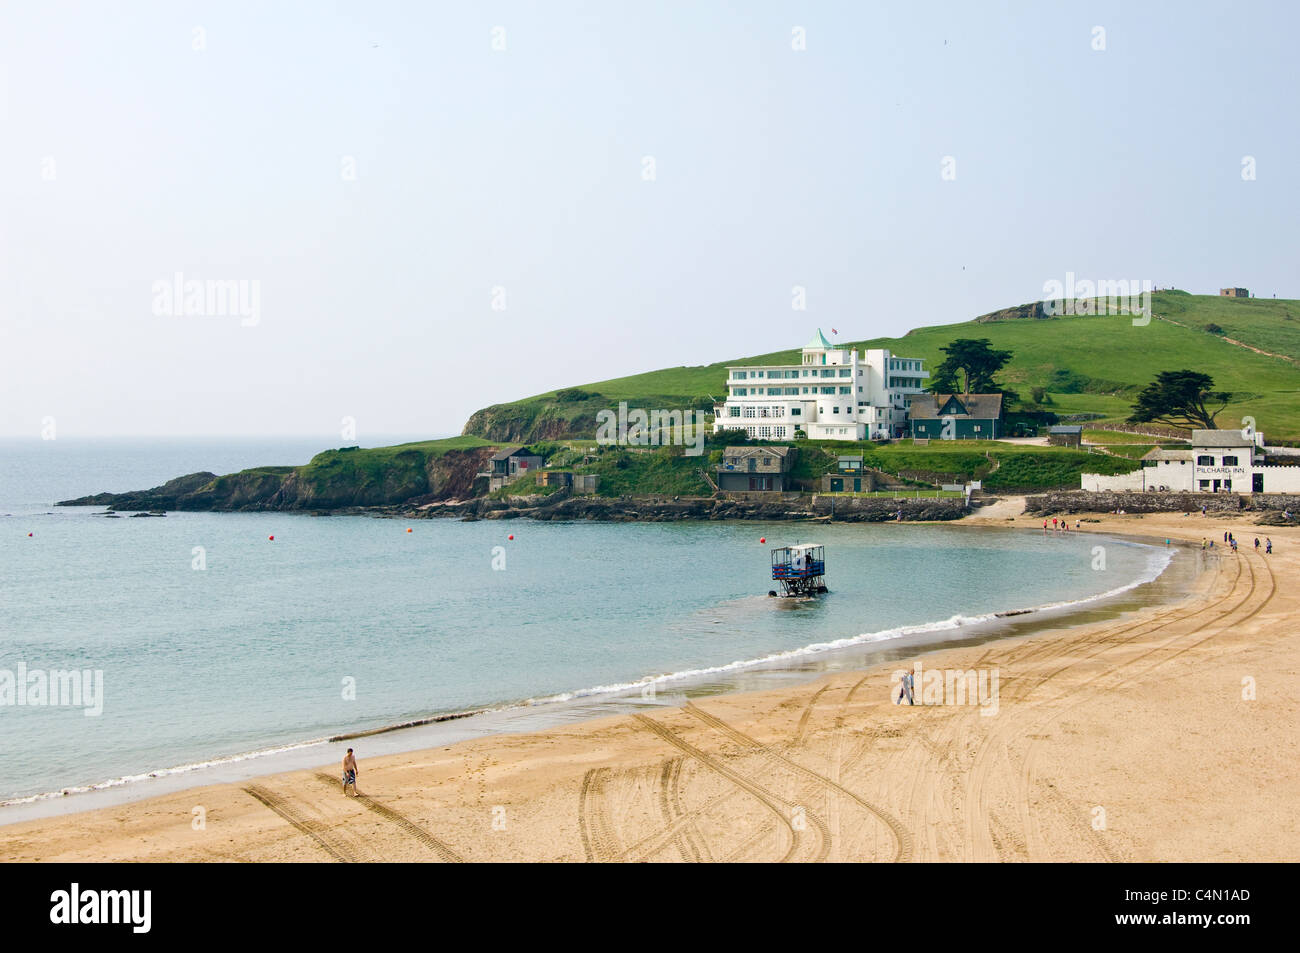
[407,493,968,523]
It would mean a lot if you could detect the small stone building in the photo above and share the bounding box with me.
[820,454,879,493]
[487,446,544,491]
[716,446,795,492]
[1219,288,1249,298]
[1047,425,1083,448]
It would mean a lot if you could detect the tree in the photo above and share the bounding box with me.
[928,338,1014,396]
[1128,370,1230,430]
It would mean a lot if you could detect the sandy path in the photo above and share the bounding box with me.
[1,511,1295,862]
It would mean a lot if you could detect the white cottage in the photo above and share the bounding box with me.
[1082,428,1300,493]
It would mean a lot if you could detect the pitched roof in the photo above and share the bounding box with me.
[1048,425,1083,434]
[491,446,540,461]
[908,393,1004,420]
[804,328,834,350]
[1142,448,1193,462]
[722,445,794,457]
[1191,429,1254,448]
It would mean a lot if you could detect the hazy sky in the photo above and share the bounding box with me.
[2,0,1296,438]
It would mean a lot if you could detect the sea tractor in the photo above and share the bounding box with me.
[769,543,828,597]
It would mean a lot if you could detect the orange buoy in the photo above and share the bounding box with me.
[406,528,412,533]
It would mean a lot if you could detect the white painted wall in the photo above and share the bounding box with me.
[1081,471,1145,492]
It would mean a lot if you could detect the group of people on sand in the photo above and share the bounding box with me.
[1201,532,1272,554]
[1042,517,1080,533]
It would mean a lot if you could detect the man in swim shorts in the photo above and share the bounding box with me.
[342,748,360,796]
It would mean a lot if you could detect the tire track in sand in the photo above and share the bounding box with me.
[578,767,624,862]
[684,702,912,863]
[632,713,824,862]
[242,785,357,862]
[310,773,465,863]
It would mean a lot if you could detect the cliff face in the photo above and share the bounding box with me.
[462,402,600,442]
[58,447,497,512]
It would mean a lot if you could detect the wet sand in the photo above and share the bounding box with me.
[1,508,1295,861]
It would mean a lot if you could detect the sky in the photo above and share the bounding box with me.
[1,0,1297,438]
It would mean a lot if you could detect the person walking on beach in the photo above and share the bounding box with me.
[1266,538,1273,554]
[1255,537,1260,550]
[342,748,361,796]
[897,669,915,706]
[1224,531,1229,543]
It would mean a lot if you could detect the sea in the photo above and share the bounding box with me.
[0,437,1184,815]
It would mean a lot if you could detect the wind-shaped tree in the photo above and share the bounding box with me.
[927,338,1015,399]
[1128,370,1230,430]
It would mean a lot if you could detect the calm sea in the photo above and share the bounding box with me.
[0,438,1173,803]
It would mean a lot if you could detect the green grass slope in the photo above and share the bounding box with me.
[464,292,1300,441]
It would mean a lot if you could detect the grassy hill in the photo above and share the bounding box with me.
[464,292,1300,441]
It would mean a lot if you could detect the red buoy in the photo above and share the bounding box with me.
[508,534,514,540]
[268,535,274,541]
[28,532,33,537]
[760,537,766,544]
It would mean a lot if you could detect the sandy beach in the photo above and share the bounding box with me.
[2,507,1296,863]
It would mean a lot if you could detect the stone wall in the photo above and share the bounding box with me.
[1025,490,1247,515]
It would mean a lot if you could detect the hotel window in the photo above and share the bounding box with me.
[838,387,850,394]
[758,427,772,440]
[790,407,801,416]
[743,406,757,418]
[734,387,746,396]
[1223,456,1238,466]
[1197,455,1214,465]
[728,406,741,417]
[756,370,765,378]
[773,426,786,439]
[833,407,840,414]
[839,369,850,377]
